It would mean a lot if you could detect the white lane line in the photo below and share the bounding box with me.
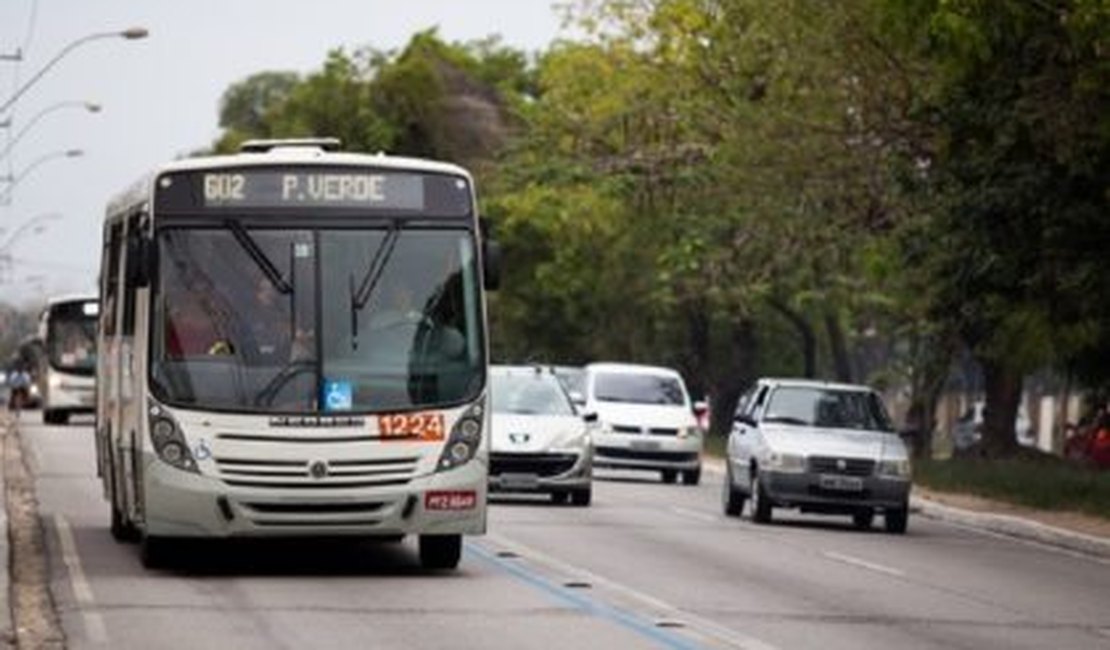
[484,531,781,650]
[821,550,906,578]
[55,514,108,644]
[670,506,719,524]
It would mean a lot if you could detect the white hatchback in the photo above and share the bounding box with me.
[723,378,912,533]
[584,362,703,485]
[489,366,594,505]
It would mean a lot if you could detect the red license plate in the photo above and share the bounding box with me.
[424,490,478,511]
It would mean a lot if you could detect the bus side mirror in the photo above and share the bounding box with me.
[125,233,151,288]
[482,239,502,291]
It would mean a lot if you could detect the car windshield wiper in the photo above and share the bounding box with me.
[226,220,292,294]
[348,223,401,350]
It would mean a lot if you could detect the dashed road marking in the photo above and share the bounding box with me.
[55,514,107,644]
[822,551,906,578]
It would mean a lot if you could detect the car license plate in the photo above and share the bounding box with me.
[500,473,539,490]
[819,474,864,492]
[629,439,661,451]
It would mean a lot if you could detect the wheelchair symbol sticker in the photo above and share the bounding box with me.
[323,380,353,411]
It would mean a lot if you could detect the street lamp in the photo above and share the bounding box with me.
[0,149,84,204]
[0,100,101,160]
[0,27,148,116]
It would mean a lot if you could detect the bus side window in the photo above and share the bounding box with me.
[103,223,123,337]
[122,213,143,336]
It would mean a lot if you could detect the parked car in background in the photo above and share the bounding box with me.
[583,362,703,485]
[1064,408,1110,470]
[489,365,594,505]
[952,400,1035,451]
[722,378,912,533]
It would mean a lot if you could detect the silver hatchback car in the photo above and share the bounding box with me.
[722,379,912,533]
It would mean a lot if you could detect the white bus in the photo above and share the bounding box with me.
[38,295,99,424]
[96,138,499,570]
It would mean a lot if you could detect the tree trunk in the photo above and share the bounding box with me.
[979,358,1022,457]
[768,298,816,378]
[707,318,758,438]
[824,311,853,383]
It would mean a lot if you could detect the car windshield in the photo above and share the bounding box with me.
[763,386,894,431]
[491,372,575,416]
[593,372,686,405]
[552,366,585,396]
[46,304,98,375]
[150,225,484,413]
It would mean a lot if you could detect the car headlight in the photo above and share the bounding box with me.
[766,452,806,473]
[678,425,701,439]
[878,458,911,479]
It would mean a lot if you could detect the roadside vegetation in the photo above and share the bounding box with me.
[199,0,1110,462]
[915,457,1110,520]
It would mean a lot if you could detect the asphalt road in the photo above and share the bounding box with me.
[18,416,1110,649]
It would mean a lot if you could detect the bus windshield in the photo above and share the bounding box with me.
[46,300,98,376]
[150,224,484,414]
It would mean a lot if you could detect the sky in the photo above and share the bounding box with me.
[0,0,567,308]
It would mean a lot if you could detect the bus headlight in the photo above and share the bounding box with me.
[437,403,484,472]
[148,409,198,474]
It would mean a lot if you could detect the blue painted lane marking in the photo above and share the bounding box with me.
[466,543,706,650]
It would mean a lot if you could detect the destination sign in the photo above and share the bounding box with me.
[203,171,425,209]
[154,167,473,217]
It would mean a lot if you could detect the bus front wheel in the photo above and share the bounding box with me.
[140,534,175,569]
[419,534,462,571]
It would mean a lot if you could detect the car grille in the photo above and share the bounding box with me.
[594,446,698,463]
[490,452,578,478]
[609,425,680,436]
[612,425,642,434]
[214,456,419,490]
[808,456,875,477]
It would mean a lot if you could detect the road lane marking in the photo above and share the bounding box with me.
[468,543,704,650]
[54,514,107,644]
[479,532,781,650]
[821,551,906,578]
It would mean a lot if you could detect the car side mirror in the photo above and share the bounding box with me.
[583,412,599,424]
[734,413,755,427]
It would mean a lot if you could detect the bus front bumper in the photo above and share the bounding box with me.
[141,454,488,538]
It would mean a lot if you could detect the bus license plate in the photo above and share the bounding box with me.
[425,490,478,511]
[819,474,864,492]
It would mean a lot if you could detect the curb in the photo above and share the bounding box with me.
[910,495,1110,560]
[704,453,1110,560]
[0,416,15,648]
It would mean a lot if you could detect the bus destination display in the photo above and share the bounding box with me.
[202,171,426,210]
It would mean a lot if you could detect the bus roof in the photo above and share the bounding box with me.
[106,146,474,219]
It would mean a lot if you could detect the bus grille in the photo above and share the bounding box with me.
[214,456,420,490]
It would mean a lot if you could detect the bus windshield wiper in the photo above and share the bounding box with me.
[349,223,402,349]
[226,220,292,294]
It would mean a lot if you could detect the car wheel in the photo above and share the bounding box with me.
[661,470,677,484]
[749,472,772,524]
[722,465,746,517]
[551,491,570,505]
[852,509,875,530]
[885,506,909,534]
[571,488,592,507]
[681,468,701,486]
[419,534,462,570]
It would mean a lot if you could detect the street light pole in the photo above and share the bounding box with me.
[0,100,101,160]
[0,149,83,204]
[0,27,148,117]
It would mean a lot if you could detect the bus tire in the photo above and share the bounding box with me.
[419,534,462,571]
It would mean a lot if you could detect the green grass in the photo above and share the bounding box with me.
[914,456,1110,520]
